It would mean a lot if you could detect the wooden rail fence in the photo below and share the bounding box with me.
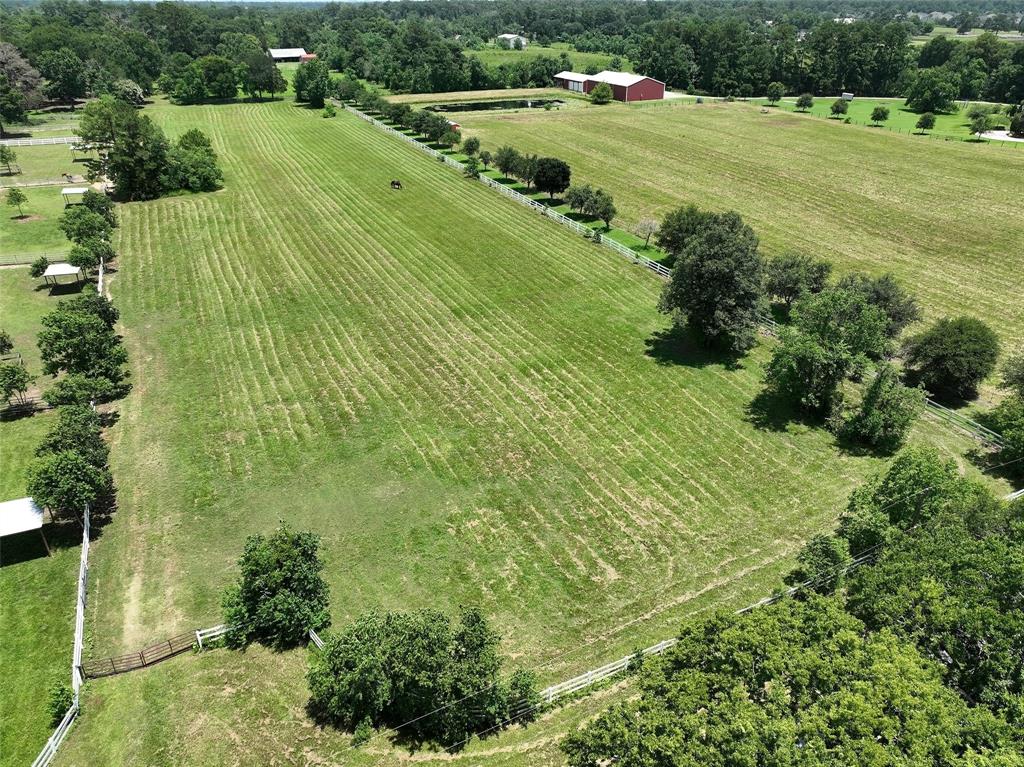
[81,631,197,678]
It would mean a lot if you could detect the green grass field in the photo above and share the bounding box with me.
[911,25,1024,44]
[0,267,80,767]
[453,99,1024,346]
[467,43,629,73]
[758,95,1014,140]
[12,94,995,765]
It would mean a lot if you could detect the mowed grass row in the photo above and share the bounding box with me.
[52,98,985,764]
[454,100,1024,345]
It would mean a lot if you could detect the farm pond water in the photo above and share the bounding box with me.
[427,99,565,112]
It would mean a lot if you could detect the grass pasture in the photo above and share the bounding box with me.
[467,43,629,73]
[761,95,1014,140]
[453,99,1024,346]
[25,94,997,765]
[0,267,81,766]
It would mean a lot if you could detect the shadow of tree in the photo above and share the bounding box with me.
[746,387,821,432]
[644,326,745,370]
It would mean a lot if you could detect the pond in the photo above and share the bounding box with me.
[427,99,565,113]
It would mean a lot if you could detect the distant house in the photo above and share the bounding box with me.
[299,52,318,63]
[553,70,665,102]
[496,33,529,49]
[268,48,307,63]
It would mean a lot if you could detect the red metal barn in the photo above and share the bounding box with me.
[553,70,665,102]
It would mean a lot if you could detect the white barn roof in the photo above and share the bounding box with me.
[0,497,44,538]
[554,71,590,82]
[268,47,307,59]
[593,70,662,87]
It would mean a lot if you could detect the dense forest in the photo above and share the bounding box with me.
[0,0,1021,109]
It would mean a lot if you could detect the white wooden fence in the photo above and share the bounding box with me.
[0,135,80,147]
[195,623,230,651]
[922,397,1003,447]
[32,503,91,767]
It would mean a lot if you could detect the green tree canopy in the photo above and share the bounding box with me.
[223,524,331,650]
[27,450,111,519]
[563,596,1016,767]
[533,157,571,200]
[659,211,765,353]
[655,203,716,267]
[903,316,1000,400]
[765,253,832,308]
[307,606,533,744]
[906,67,959,113]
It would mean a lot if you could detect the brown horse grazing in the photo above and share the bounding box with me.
[390,179,403,190]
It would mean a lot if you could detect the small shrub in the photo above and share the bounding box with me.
[590,82,613,105]
[47,680,74,726]
[30,256,50,279]
[322,103,336,119]
[351,718,373,746]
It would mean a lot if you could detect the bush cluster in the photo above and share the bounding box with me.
[222,524,331,650]
[307,606,538,745]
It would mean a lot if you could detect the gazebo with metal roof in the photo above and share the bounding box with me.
[0,497,50,554]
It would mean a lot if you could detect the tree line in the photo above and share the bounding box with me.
[2,0,1021,133]
[647,200,1022,469]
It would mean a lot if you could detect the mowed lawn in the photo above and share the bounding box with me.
[0,268,80,767]
[49,97,987,764]
[455,100,1024,346]
[467,43,628,72]
[760,95,1015,140]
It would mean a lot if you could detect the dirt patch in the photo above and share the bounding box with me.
[13,214,43,223]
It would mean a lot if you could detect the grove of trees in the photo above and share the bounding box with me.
[307,606,537,745]
[564,448,1024,766]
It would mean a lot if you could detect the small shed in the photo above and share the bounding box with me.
[268,47,307,63]
[61,186,89,206]
[42,262,83,287]
[554,71,590,94]
[0,497,50,554]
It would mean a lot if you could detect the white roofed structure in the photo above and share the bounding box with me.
[554,71,589,82]
[42,262,83,286]
[268,47,307,61]
[61,186,89,205]
[592,70,654,88]
[0,497,49,553]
